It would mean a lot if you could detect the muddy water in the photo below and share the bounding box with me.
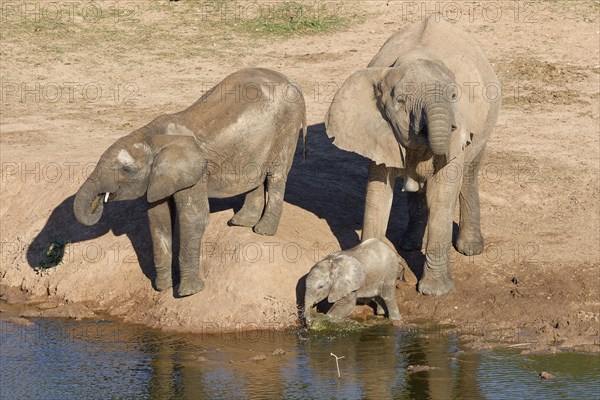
[1,317,598,400]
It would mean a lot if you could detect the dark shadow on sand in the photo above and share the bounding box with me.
[286,123,417,277]
[26,190,243,292]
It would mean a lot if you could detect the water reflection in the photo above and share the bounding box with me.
[139,328,295,399]
[1,317,598,400]
[298,326,401,399]
[135,324,482,400]
[399,332,484,400]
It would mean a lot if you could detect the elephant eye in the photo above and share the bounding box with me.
[396,95,405,104]
[122,164,136,174]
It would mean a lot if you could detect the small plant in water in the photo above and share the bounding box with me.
[36,240,69,271]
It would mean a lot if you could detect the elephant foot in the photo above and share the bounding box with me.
[154,272,173,291]
[228,210,262,228]
[384,302,402,321]
[253,216,278,236]
[177,278,205,297]
[456,231,484,256]
[418,268,455,296]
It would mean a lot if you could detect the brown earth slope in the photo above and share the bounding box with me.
[1,1,598,351]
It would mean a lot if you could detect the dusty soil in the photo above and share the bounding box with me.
[1,1,598,352]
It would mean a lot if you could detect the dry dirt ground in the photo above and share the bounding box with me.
[0,1,598,352]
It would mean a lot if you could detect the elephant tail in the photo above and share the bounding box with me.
[302,111,307,161]
[289,78,308,162]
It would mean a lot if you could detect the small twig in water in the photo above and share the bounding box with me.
[330,353,345,379]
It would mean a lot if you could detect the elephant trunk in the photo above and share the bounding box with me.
[423,90,453,156]
[73,175,105,226]
[303,293,319,326]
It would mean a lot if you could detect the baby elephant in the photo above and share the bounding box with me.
[304,238,406,325]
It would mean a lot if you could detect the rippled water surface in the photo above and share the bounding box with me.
[1,317,598,399]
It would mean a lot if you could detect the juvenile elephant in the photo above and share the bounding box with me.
[303,238,406,325]
[325,16,500,296]
[74,68,306,297]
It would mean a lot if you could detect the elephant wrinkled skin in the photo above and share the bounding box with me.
[74,68,306,297]
[325,16,501,296]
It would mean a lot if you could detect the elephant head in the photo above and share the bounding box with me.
[325,57,472,169]
[303,253,367,324]
[74,131,207,226]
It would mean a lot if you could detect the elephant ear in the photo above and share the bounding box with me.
[147,135,207,202]
[327,254,367,303]
[442,53,490,160]
[325,68,404,168]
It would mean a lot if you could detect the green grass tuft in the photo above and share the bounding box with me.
[228,1,358,36]
[37,240,69,270]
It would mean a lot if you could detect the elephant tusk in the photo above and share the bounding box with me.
[104,192,110,203]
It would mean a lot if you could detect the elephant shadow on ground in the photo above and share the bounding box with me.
[26,193,243,294]
[285,123,367,250]
[286,123,417,276]
[26,196,156,281]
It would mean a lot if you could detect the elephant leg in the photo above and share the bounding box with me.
[148,199,174,291]
[362,161,399,241]
[327,293,357,319]
[381,283,402,320]
[400,189,429,251]
[418,158,463,296]
[254,173,286,236]
[456,152,484,256]
[228,183,265,228]
[173,184,209,297]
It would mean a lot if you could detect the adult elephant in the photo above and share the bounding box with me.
[325,16,500,296]
[74,68,306,297]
